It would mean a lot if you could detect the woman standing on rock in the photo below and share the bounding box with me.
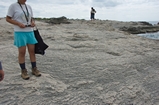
[90,7,96,20]
[6,0,41,80]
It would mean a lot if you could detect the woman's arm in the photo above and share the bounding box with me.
[6,16,25,28]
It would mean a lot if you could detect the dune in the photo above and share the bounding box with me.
[0,17,159,105]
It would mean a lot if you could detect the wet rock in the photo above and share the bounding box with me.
[120,26,159,34]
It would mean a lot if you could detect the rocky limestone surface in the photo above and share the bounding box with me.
[0,18,159,105]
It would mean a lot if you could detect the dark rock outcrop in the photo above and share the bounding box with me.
[120,24,159,34]
[46,16,71,24]
[120,22,159,34]
[138,21,153,26]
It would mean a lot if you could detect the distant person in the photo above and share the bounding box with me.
[0,61,4,82]
[90,7,96,20]
[6,0,41,80]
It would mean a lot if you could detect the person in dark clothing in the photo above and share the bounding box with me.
[90,7,96,20]
[0,61,4,82]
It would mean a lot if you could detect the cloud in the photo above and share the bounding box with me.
[91,0,120,7]
[0,0,159,21]
[93,0,159,21]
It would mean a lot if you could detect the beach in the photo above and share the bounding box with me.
[0,18,159,105]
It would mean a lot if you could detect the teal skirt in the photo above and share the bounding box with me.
[14,31,37,48]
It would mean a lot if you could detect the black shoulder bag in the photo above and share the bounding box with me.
[34,26,49,55]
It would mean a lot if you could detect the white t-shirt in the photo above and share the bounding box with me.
[7,2,33,32]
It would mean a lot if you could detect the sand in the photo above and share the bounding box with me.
[0,18,159,105]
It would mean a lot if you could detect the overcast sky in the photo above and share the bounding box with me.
[0,0,159,21]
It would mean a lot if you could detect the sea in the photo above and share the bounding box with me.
[137,21,159,40]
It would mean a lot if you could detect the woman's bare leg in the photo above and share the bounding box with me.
[27,44,41,76]
[27,44,36,62]
[18,46,26,64]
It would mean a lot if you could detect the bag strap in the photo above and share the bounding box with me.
[17,2,29,24]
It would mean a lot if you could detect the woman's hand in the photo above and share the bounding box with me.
[31,22,35,27]
[31,18,35,27]
[17,22,25,28]
[31,21,35,27]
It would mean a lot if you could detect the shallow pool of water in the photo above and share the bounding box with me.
[138,31,159,40]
